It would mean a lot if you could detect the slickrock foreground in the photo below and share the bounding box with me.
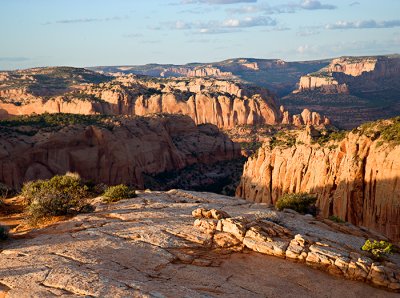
[0,190,398,297]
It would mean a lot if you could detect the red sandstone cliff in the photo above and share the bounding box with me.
[0,71,329,128]
[294,56,400,94]
[0,114,240,189]
[236,119,400,242]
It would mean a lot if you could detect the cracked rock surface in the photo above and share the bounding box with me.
[0,190,398,297]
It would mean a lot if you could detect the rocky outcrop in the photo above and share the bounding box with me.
[0,72,329,128]
[295,75,349,94]
[0,190,398,296]
[187,67,233,78]
[89,57,330,97]
[0,114,240,189]
[236,119,400,243]
[294,56,400,94]
[193,206,400,292]
[241,62,259,70]
[159,66,233,78]
[281,106,330,126]
[327,57,377,76]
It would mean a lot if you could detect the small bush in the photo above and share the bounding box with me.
[0,225,8,240]
[103,184,136,203]
[361,239,393,260]
[21,174,90,223]
[313,130,347,147]
[276,193,317,214]
[329,215,345,223]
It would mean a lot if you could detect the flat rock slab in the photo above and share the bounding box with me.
[0,190,397,297]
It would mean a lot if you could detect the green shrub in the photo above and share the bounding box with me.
[379,117,400,145]
[356,116,400,146]
[276,193,317,214]
[21,174,91,223]
[0,113,116,131]
[269,130,296,149]
[361,239,393,260]
[313,130,347,146]
[0,225,8,240]
[103,184,137,203]
[329,215,345,223]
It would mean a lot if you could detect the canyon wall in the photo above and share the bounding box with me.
[327,57,377,76]
[236,121,400,242]
[0,74,329,128]
[295,75,349,94]
[0,114,240,189]
[284,55,400,128]
[294,56,400,94]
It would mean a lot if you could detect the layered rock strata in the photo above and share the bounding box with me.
[236,120,400,242]
[294,56,400,94]
[193,206,400,292]
[0,114,240,189]
[0,69,329,128]
[295,75,349,94]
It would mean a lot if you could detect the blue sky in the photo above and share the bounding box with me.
[0,0,399,69]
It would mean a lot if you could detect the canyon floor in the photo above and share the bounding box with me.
[0,190,398,297]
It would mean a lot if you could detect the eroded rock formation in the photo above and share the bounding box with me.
[327,57,378,76]
[294,56,400,94]
[295,75,349,94]
[236,119,400,242]
[0,114,240,189]
[193,206,400,291]
[0,69,329,128]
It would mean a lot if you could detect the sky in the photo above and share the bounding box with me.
[0,0,399,70]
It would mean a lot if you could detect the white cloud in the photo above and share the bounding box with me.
[297,44,313,54]
[222,16,276,27]
[43,16,128,25]
[300,0,336,10]
[326,19,400,30]
[181,0,257,4]
[227,0,336,15]
[158,15,277,34]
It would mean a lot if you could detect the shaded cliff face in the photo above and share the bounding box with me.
[0,114,240,189]
[236,118,400,242]
[0,68,329,129]
[283,55,400,128]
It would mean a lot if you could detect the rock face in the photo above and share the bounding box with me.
[295,75,349,94]
[160,66,233,78]
[284,55,400,128]
[236,119,400,243]
[0,69,329,128]
[89,58,330,97]
[193,205,400,292]
[0,114,240,189]
[327,57,378,76]
[295,56,386,93]
[0,190,398,297]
